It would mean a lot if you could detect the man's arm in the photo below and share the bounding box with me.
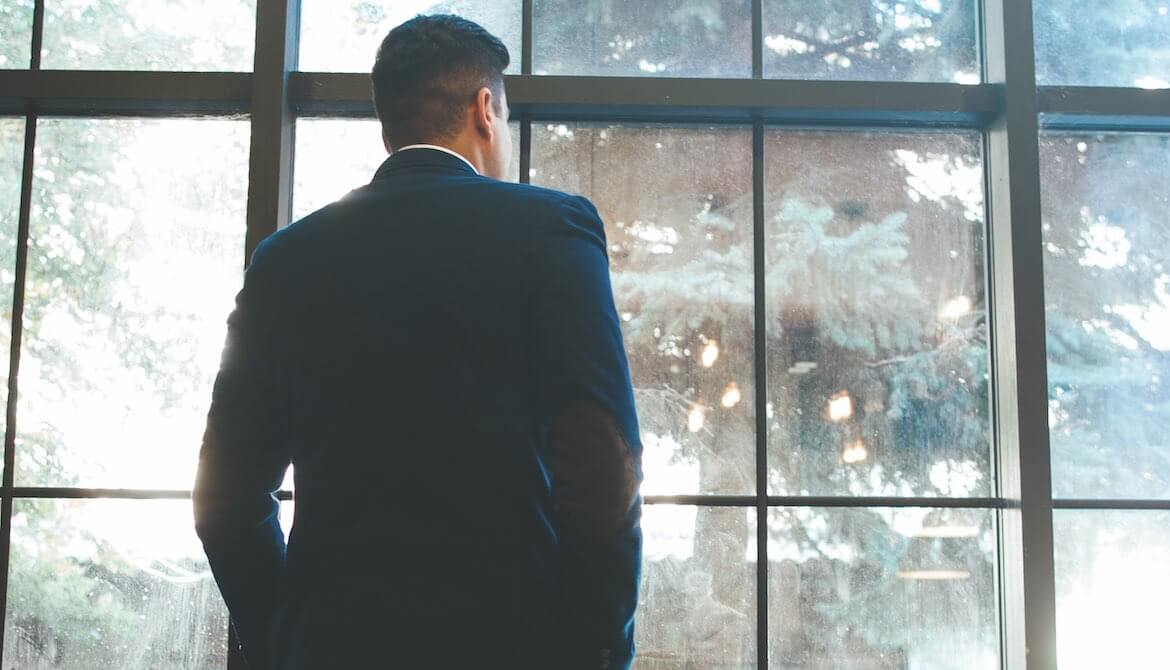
[193,239,291,670]
[532,195,644,670]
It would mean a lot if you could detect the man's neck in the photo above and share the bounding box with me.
[395,144,479,175]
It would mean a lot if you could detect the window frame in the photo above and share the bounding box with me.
[1,0,1168,668]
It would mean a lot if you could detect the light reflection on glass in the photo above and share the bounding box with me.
[1055,510,1170,670]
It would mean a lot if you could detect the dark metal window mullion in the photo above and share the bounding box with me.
[246,0,300,261]
[0,489,1006,507]
[982,0,1057,668]
[522,0,533,76]
[752,117,769,670]
[5,487,294,501]
[8,74,1170,128]
[751,4,768,667]
[519,119,532,184]
[752,0,763,79]
[975,3,1008,665]
[229,0,302,668]
[0,0,46,661]
[519,0,533,185]
[1053,499,1170,511]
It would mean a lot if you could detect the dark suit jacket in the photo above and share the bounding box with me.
[193,148,644,669]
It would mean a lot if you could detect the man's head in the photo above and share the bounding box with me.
[371,15,512,179]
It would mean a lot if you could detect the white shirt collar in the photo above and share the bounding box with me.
[395,144,479,175]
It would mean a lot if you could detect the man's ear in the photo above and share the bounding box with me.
[473,87,495,140]
[382,130,392,154]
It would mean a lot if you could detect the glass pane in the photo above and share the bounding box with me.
[0,0,34,69]
[0,119,23,450]
[768,507,997,668]
[639,505,756,668]
[1041,133,1170,499]
[533,0,752,77]
[41,0,256,71]
[293,119,521,222]
[3,499,228,669]
[19,119,248,488]
[299,0,521,74]
[763,0,980,83]
[1054,510,1170,669]
[294,119,386,221]
[1036,0,1170,88]
[532,125,755,496]
[765,130,990,497]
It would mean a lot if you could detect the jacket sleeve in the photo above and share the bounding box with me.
[193,238,291,670]
[531,195,644,670]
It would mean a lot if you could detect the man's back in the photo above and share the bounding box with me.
[194,148,643,669]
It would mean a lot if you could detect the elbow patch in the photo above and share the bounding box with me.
[546,402,639,540]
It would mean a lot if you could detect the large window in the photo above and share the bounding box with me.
[1,0,1167,668]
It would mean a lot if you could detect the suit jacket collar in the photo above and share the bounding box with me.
[372,147,479,182]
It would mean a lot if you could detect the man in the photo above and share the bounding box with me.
[193,14,643,670]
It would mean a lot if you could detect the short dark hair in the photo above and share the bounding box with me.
[371,15,510,149]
